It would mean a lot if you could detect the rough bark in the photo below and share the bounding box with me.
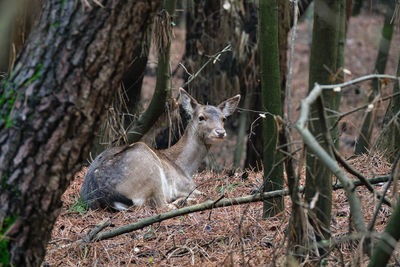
[185,1,249,104]
[89,23,152,157]
[0,1,158,266]
[184,0,258,168]
[305,0,340,250]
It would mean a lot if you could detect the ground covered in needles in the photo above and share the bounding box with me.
[44,153,397,266]
[44,13,400,266]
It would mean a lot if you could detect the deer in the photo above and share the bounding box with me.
[80,88,241,211]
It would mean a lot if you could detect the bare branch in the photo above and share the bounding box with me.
[181,44,231,88]
[295,74,398,254]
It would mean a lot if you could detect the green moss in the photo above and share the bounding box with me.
[0,64,42,128]
[0,79,16,128]
[24,64,43,86]
[0,214,19,266]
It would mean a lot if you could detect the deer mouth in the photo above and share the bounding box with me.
[212,135,225,141]
[205,136,225,145]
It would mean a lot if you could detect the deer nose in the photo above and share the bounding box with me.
[215,129,226,138]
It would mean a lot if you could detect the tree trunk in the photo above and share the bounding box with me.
[278,0,290,104]
[245,0,292,169]
[259,0,284,218]
[88,23,152,157]
[355,3,394,155]
[185,0,259,168]
[127,0,176,144]
[377,50,400,161]
[0,1,158,266]
[305,0,340,252]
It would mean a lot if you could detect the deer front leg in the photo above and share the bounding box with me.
[169,190,203,208]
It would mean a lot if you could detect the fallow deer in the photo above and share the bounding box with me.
[80,88,240,210]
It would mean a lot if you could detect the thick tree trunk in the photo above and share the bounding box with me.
[0,1,158,266]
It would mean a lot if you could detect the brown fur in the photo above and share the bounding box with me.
[80,88,240,210]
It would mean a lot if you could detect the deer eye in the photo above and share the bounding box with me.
[198,115,205,121]
[222,117,226,122]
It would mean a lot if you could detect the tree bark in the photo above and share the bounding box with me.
[305,0,340,251]
[0,1,158,266]
[259,0,284,218]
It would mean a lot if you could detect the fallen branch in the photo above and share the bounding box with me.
[77,175,389,244]
[84,219,111,243]
[48,174,389,254]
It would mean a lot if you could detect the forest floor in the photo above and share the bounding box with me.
[44,12,400,266]
[44,154,394,266]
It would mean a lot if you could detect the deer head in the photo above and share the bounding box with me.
[179,88,241,145]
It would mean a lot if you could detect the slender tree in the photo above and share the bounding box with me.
[0,1,158,265]
[355,2,395,154]
[127,0,176,144]
[377,52,400,161]
[305,0,341,249]
[259,0,284,217]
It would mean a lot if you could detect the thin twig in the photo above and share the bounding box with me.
[332,147,391,207]
[368,149,400,231]
[330,91,400,131]
[181,44,231,88]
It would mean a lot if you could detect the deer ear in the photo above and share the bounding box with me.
[218,95,241,117]
[179,88,199,116]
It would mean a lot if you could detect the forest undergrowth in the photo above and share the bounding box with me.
[44,13,400,266]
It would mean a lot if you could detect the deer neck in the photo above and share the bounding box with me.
[163,124,209,177]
